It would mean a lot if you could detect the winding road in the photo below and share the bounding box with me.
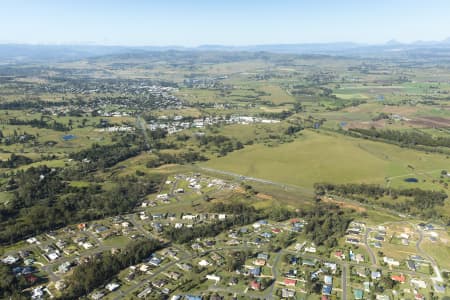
[414,226,443,282]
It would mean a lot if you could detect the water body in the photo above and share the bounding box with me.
[62,134,76,141]
[404,177,418,183]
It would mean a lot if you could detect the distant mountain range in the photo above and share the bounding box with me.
[1,38,450,63]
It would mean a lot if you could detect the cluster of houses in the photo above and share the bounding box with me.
[40,244,62,262]
[95,125,134,132]
[141,174,231,209]
[333,249,364,265]
[345,221,366,245]
[90,249,183,299]
[1,251,41,290]
[90,281,122,300]
[138,210,230,234]
[278,253,338,299]
[351,266,439,300]
[129,248,233,299]
[147,114,280,134]
[36,83,183,118]
[183,76,228,88]
[30,286,53,300]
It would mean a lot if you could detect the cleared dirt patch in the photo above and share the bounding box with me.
[381,106,420,116]
[234,186,246,194]
[342,106,362,113]
[345,120,387,129]
[256,193,274,200]
[321,196,366,212]
[409,116,450,127]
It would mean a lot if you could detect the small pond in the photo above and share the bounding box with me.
[62,134,76,141]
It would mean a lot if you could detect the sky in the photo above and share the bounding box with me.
[1,0,450,46]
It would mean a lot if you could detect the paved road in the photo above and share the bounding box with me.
[264,250,282,300]
[341,263,348,300]
[196,166,314,196]
[415,227,443,282]
[129,213,152,237]
[364,228,377,266]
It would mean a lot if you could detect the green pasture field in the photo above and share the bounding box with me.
[201,130,450,191]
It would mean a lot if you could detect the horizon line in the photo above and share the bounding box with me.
[0,38,449,48]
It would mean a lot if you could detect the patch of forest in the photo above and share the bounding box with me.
[314,183,448,223]
[346,128,450,153]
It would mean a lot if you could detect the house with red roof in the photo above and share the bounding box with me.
[25,274,38,284]
[250,280,261,290]
[334,251,344,260]
[391,274,406,283]
[284,278,296,287]
[253,258,266,266]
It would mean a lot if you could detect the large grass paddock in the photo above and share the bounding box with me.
[202,130,449,189]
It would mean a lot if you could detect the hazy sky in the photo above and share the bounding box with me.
[1,0,450,46]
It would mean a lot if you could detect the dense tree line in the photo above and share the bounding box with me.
[63,239,163,299]
[163,213,262,244]
[164,203,264,243]
[146,151,208,168]
[225,249,253,272]
[164,201,352,247]
[300,203,353,247]
[0,154,33,168]
[268,206,296,221]
[325,99,367,111]
[0,264,28,299]
[7,117,71,131]
[0,166,162,244]
[371,112,390,121]
[12,166,67,209]
[69,130,172,171]
[349,128,450,149]
[285,124,304,135]
[69,130,195,171]
[315,183,448,222]
[258,110,293,120]
[69,142,141,169]
[0,99,68,110]
[195,134,244,156]
[1,131,36,145]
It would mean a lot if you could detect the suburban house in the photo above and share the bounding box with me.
[283,278,296,287]
[391,274,406,283]
[322,285,332,296]
[354,289,364,300]
[250,280,261,290]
